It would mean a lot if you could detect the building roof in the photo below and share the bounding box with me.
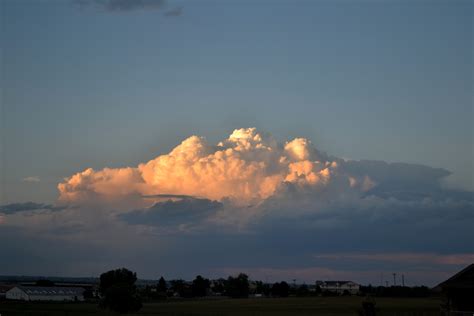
[437,264,474,290]
[13,286,84,296]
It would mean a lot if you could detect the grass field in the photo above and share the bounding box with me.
[0,297,443,316]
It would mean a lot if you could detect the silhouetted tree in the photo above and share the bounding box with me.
[192,275,210,297]
[170,279,192,297]
[297,284,309,297]
[254,281,265,295]
[271,281,290,297]
[99,268,142,313]
[157,276,167,293]
[315,285,322,295]
[225,273,250,298]
[83,287,95,300]
[211,278,225,294]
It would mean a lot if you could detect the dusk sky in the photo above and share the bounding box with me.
[1,0,473,286]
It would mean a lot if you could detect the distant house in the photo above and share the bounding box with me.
[436,264,474,314]
[316,280,360,295]
[6,286,85,301]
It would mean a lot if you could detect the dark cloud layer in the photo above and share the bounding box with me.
[76,0,166,12]
[343,160,451,192]
[120,198,223,226]
[0,202,65,214]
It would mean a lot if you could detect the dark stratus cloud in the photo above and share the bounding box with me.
[120,197,223,226]
[75,0,167,12]
[0,202,66,214]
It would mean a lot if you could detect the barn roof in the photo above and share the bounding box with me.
[437,264,474,290]
[14,286,84,296]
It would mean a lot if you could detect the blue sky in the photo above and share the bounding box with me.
[0,0,473,284]
[2,0,472,203]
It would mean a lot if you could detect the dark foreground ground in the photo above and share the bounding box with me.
[0,296,443,316]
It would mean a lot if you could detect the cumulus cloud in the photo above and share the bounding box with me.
[58,127,459,221]
[3,128,472,284]
[58,128,377,206]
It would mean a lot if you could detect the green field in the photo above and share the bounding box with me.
[0,297,443,316]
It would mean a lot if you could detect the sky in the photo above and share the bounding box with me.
[0,0,473,286]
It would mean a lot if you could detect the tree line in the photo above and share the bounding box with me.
[97,268,433,314]
[97,268,299,313]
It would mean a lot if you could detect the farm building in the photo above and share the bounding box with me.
[436,264,474,314]
[6,286,85,301]
[316,280,360,295]
[0,285,15,299]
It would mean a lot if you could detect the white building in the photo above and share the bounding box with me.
[6,286,85,301]
[316,281,360,295]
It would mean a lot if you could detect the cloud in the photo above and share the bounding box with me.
[22,176,40,183]
[0,202,65,214]
[75,0,167,12]
[164,6,183,17]
[2,128,473,285]
[57,127,462,226]
[313,253,474,266]
[57,128,393,206]
[120,197,223,227]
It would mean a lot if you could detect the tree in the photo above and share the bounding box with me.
[297,284,309,297]
[99,268,142,313]
[170,279,192,297]
[271,281,290,297]
[157,276,167,293]
[315,285,322,295]
[211,278,225,295]
[254,281,270,296]
[225,273,249,298]
[192,275,210,297]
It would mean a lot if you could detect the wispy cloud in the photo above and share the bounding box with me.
[22,176,40,183]
[164,6,183,17]
[0,202,66,214]
[313,253,474,266]
[75,0,167,12]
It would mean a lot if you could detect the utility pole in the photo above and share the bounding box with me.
[402,274,405,287]
[392,273,397,286]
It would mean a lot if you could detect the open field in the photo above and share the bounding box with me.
[0,297,443,316]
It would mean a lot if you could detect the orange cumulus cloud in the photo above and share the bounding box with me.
[58,128,373,204]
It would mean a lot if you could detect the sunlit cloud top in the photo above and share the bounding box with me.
[57,128,379,205]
